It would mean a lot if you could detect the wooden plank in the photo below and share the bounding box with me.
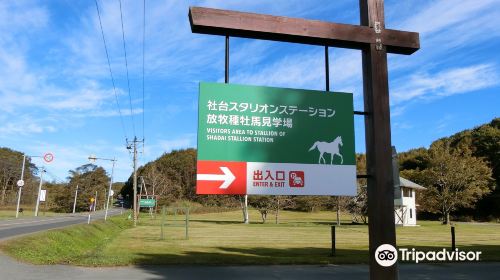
[189,6,419,55]
[360,0,398,279]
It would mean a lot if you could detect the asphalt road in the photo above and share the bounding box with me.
[0,252,497,280]
[0,208,123,240]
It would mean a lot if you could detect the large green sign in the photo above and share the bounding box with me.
[197,82,356,196]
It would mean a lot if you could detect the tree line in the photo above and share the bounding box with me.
[1,118,497,222]
[0,148,116,213]
[121,118,498,224]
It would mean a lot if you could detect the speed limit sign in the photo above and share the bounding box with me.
[43,153,54,163]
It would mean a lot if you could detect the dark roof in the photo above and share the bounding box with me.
[399,177,426,190]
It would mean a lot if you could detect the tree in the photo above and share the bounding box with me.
[249,196,273,223]
[328,196,351,225]
[0,148,36,207]
[293,196,328,212]
[347,186,368,224]
[272,195,295,224]
[122,149,199,206]
[346,154,368,224]
[398,147,429,171]
[416,141,492,224]
[54,164,110,212]
[141,162,181,204]
[0,151,20,206]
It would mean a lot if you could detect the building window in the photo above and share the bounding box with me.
[403,188,412,197]
[410,208,413,219]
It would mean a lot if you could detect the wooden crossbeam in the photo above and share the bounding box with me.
[189,6,419,55]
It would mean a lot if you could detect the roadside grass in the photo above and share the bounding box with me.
[1,209,499,266]
[0,217,131,265]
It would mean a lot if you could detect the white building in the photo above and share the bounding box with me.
[394,177,426,226]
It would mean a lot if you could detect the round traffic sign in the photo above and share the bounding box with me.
[109,190,115,196]
[17,180,25,187]
[43,153,54,163]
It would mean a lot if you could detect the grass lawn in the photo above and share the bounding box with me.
[1,209,499,266]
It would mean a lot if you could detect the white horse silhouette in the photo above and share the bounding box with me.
[308,136,343,164]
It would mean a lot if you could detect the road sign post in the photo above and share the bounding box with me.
[104,159,116,221]
[190,2,420,278]
[72,185,79,214]
[34,168,45,217]
[197,83,356,196]
[15,154,26,219]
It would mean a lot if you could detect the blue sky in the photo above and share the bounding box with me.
[0,0,498,182]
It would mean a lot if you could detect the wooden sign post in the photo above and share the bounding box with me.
[189,1,419,279]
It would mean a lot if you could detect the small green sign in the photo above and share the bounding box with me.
[139,199,156,207]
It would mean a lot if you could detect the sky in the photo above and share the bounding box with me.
[0,0,499,183]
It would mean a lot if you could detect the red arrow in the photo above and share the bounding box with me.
[196,161,247,195]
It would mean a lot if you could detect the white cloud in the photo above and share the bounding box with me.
[0,114,57,136]
[388,0,500,73]
[399,0,498,35]
[157,135,195,152]
[231,51,323,90]
[392,64,499,103]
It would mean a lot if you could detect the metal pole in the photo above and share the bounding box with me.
[94,191,98,211]
[161,205,166,240]
[133,137,138,226]
[105,159,116,221]
[185,207,189,240]
[15,154,26,218]
[244,195,249,224]
[331,225,336,256]
[72,185,79,214]
[325,46,330,91]
[34,168,44,217]
[225,35,229,83]
[451,226,456,251]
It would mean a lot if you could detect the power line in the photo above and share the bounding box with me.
[142,0,146,144]
[119,0,136,137]
[94,0,128,142]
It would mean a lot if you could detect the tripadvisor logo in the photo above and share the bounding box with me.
[375,244,398,267]
[375,244,482,266]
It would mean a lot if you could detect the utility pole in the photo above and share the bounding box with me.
[72,185,79,214]
[133,138,138,226]
[94,190,98,211]
[88,155,117,221]
[127,137,143,227]
[104,159,115,221]
[15,154,26,218]
[34,167,45,217]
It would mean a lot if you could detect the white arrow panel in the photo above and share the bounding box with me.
[197,166,236,189]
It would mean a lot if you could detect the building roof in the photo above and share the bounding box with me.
[360,177,426,190]
[399,177,426,190]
